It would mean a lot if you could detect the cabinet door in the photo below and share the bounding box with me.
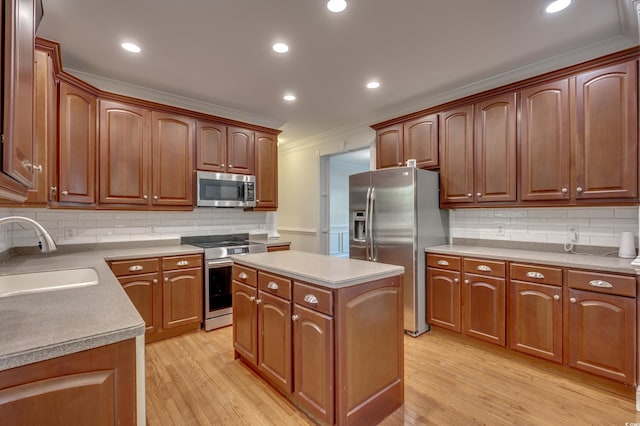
[520,79,571,201]
[426,268,461,332]
[233,280,258,366]
[98,100,149,205]
[293,304,334,426]
[151,111,195,206]
[463,273,506,346]
[574,61,638,200]
[474,93,517,202]
[509,280,562,363]
[59,82,97,204]
[376,124,403,169]
[258,291,292,394]
[196,120,226,171]
[2,0,35,188]
[162,267,203,330]
[439,105,474,204]
[118,272,160,335]
[403,114,438,169]
[568,289,636,384]
[227,126,254,175]
[254,131,278,210]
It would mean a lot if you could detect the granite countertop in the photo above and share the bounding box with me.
[0,243,203,371]
[425,244,638,275]
[231,250,404,289]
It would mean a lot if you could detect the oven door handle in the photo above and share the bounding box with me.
[207,259,234,268]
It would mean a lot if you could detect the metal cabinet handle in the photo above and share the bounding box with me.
[143,195,148,199]
[256,298,262,305]
[476,265,492,272]
[129,265,144,272]
[228,164,233,168]
[476,192,481,197]
[153,279,158,284]
[62,190,69,195]
[553,295,560,301]
[576,187,583,193]
[249,296,256,302]
[570,297,576,303]
[453,278,459,283]
[32,164,43,173]
[153,195,158,200]
[176,260,190,266]
[526,271,545,279]
[464,279,470,284]
[303,294,319,304]
[437,260,449,266]
[561,188,568,193]
[292,314,299,321]
[267,281,279,290]
[239,272,248,279]
[466,193,472,198]
[164,277,168,282]
[589,280,613,288]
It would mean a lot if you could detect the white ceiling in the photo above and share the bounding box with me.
[36,0,639,145]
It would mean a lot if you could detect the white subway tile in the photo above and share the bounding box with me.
[613,207,638,219]
[527,209,568,218]
[568,208,614,219]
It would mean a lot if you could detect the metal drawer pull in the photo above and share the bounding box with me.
[303,294,319,304]
[267,282,279,290]
[453,278,459,283]
[128,265,144,272]
[526,271,545,279]
[176,260,190,266]
[437,260,449,266]
[476,265,492,272]
[249,296,255,302]
[553,295,560,301]
[239,272,248,279]
[570,297,576,303]
[589,280,613,288]
[292,314,299,321]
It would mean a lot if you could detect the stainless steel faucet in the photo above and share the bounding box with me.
[0,216,57,253]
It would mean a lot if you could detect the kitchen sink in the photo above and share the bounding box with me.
[0,268,99,298]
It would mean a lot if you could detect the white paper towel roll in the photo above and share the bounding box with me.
[618,231,636,258]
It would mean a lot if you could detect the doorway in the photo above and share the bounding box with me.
[319,149,370,257]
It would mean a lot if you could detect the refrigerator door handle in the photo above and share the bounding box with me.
[369,187,376,261]
[364,187,372,261]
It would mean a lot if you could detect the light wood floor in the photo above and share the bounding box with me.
[145,326,640,425]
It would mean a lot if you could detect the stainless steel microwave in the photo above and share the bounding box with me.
[196,171,256,207]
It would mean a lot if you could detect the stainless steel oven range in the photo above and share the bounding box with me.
[181,234,267,331]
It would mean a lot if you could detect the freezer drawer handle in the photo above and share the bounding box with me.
[267,281,279,290]
[303,294,319,304]
[176,260,190,267]
[526,271,545,279]
[476,265,492,272]
[128,265,144,272]
[437,260,449,266]
[589,280,613,289]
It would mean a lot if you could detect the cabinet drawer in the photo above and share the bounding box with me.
[109,258,159,277]
[232,264,257,287]
[426,254,461,271]
[294,282,333,316]
[163,254,202,271]
[510,263,562,286]
[258,271,292,300]
[567,270,636,297]
[463,258,505,278]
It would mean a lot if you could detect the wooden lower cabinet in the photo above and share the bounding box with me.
[463,273,506,346]
[0,339,136,425]
[426,267,461,332]
[109,254,203,343]
[233,263,403,426]
[267,243,291,252]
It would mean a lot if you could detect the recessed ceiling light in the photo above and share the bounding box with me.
[272,42,289,53]
[283,94,296,102]
[121,42,141,53]
[327,0,347,13]
[366,81,380,89]
[545,0,571,14]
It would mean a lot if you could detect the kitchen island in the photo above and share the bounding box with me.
[230,250,405,426]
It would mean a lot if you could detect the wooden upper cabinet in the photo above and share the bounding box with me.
[254,131,278,210]
[520,79,571,201]
[474,93,517,202]
[2,0,35,189]
[439,105,474,204]
[376,124,403,169]
[151,111,195,206]
[574,61,638,200]
[403,114,438,169]
[58,82,97,204]
[196,120,226,172]
[227,126,254,175]
[98,100,150,205]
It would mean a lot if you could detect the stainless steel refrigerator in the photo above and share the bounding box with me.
[349,167,448,336]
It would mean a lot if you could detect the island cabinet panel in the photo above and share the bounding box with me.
[0,338,136,425]
[58,82,97,204]
[226,126,254,175]
[376,124,403,169]
[520,79,571,201]
[196,120,227,172]
[232,280,258,365]
[439,105,474,204]
[254,131,278,210]
[574,60,638,201]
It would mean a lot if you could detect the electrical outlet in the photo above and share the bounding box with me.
[495,223,505,236]
[64,227,76,240]
[567,225,579,243]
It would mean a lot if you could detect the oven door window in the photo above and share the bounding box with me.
[208,265,232,311]
[200,179,243,202]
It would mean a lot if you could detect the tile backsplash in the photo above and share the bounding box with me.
[0,208,272,250]
[450,206,639,248]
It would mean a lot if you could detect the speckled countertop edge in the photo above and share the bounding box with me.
[425,245,638,275]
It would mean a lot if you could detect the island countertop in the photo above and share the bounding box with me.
[230,250,404,288]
